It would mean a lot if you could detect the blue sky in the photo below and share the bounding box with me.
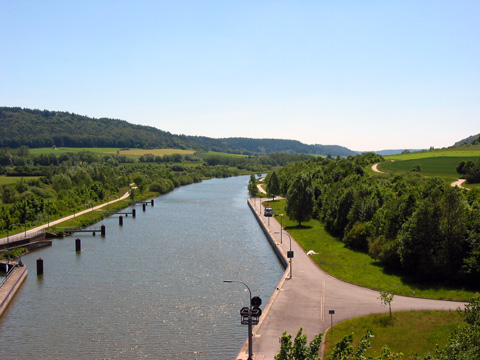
[1,1,479,151]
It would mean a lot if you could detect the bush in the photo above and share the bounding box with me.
[343,222,369,251]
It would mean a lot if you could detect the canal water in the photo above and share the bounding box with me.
[0,176,284,360]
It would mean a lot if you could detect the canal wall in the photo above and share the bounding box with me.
[247,200,288,269]
[0,264,28,318]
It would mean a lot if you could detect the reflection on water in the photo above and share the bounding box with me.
[0,176,284,360]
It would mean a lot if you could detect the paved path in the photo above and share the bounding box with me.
[237,198,466,360]
[0,189,132,247]
[451,178,470,190]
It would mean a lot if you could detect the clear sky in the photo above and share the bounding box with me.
[1,1,479,151]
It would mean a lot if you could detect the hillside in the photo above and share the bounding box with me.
[217,137,357,157]
[454,133,480,146]
[0,106,356,156]
[0,107,201,150]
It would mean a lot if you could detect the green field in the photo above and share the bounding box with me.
[26,147,247,158]
[385,146,480,161]
[324,310,463,358]
[0,175,42,185]
[377,156,479,177]
[29,147,120,155]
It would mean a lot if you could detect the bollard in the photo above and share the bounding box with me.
[37,258,44,275]
[142,203,146,211]
[75,238,81,252]
[151,199,154,206]
[101,225,106,236]
[119,216,123,226]
[132,209,136,218]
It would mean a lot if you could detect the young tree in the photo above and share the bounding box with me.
[275,327,322,360]
[248,174,259,197]
[266,171,280,201]
[378,291,394,319]
[286,173,314,226]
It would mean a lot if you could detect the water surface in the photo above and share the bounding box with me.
[0,176,284,360]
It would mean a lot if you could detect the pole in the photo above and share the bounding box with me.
[248,317,253,360]
[6,229,9,264]
[283,231,293,279]
[280,215,283,244]
[224,280,253,360]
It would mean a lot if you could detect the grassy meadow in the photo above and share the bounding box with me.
[323,310,463,358]
[0,175,42,185]
[377,156,479,177]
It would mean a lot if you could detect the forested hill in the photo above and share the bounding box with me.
[454,133,480,146]
[0,106,356,156]
[0,107,202,150]
[217,137,357,157]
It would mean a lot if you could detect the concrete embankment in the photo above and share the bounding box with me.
[0,263,28,318]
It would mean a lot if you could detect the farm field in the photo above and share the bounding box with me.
[29,147,197,157]
[29,147,120,155]
[385,146,480,161]
[107,148,196,156]
[377,156,479,177]
[0,175,42,185]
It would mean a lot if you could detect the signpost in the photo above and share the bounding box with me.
[224,280,263,360]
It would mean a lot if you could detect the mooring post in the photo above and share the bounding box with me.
[142,203,146,211]
[75,238,81,252]
[151,199,154,206]
[101,225,106,236]
[132,209,136,218]
[119,216,123,226]
[37,258,44,275]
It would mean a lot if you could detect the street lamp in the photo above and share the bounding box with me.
[224,280,262,360]
[278,214,284,244]
[282,231,294,279]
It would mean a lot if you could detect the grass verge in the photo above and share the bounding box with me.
[323,310,463,358]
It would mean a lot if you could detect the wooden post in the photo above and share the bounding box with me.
[75,238,81,252]
[36,258,44,275]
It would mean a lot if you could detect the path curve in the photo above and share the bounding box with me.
[372,163,383,173]
[237,198,466,360]
[451,178,470,190]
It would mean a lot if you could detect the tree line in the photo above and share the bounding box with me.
[0,149,243,236]
[264,153,480,287]
[0,147,310,236]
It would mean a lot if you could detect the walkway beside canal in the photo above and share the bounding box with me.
[0,262,28,318]
[237,198,466,360]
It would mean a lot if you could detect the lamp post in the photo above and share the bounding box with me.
[282,231,294,279]
[278,214,284,244]
[224,280,254,360]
